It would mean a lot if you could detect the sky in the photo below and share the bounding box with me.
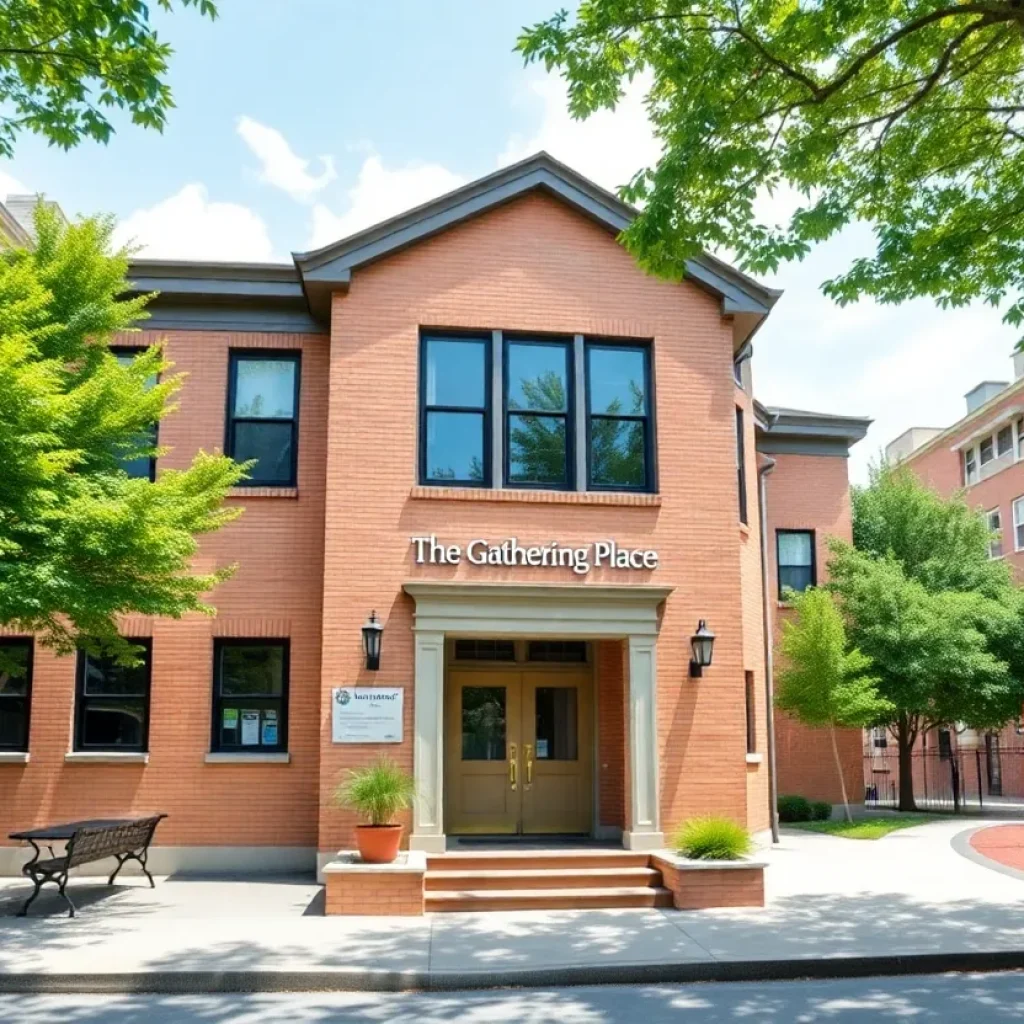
[1,0,1019,483]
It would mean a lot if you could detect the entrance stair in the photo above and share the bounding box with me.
[424,850,672,912]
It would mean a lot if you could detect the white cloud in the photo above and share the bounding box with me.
[498,74,660,194]
[237,116,336,203]
[306,154,465,249]
[112,183,275,262]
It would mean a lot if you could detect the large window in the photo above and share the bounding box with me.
[736,407,748,524]
[112,347,158,481]
[777,530,816,598]
[75,641,152,752]
[998,425,1014,458]
[586,343,652,491]
[420,335,490,486]
[212,640,289,753]
[963,448,978,486]
[987,508,1004,559]
[0,639,32,752]
[227,352,300,487]
[505,338,572,488]
[1014,497,1024,552]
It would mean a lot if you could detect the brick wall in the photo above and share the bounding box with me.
[324,866,424,916]
[1,330,328,851]
[765,453,863,806]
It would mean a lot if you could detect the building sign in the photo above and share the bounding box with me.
[411,535,658,576]
[332,687,404,744]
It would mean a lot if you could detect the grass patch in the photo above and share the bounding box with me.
[786,814,949,840]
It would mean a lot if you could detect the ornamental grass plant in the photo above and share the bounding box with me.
[673,816,752,861]
[334,757,415,826]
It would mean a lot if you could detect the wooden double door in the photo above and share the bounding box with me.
[445,667,593,835]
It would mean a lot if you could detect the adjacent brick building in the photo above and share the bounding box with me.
[0,155,868,876]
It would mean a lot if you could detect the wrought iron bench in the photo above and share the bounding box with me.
[14,814,166,918]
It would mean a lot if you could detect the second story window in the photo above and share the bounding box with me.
[736,407,748,524]
[987,508,1003,559]
[997,425,1014,458]
[963,448,978,486]
[980,436,995,466]
[75,641,152,752]
[586,343,652,491]
[112,347,158,481]
[1014,497,1024,552]
[505,338,572,489]
[227,352,300,487]
[777,530,815,599]
[420,335,490,487]
[0,639,32,752]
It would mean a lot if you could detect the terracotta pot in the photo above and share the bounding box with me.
[355,824,403,864]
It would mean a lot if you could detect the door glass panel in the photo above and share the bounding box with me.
[535,687,578,760]
[461,686,506,760]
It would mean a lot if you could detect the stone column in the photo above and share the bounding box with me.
[409,629,446,853]
[623,635,664,850]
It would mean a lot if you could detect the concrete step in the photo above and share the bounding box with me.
[425,885,674,913]
[425,866,662,891]
[426,851,651,873]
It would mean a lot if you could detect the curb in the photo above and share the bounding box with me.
[4,951,1024,994]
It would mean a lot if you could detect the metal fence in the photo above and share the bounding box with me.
[864,745,1024,814]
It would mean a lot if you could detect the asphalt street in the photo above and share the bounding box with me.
[4,972,1024,1023]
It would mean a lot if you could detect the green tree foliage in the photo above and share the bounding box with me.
[518,2,1024,331]
[776,586,891,821]
[0,205,246,661]
[829,464,1024,810]
[0,0,216,157]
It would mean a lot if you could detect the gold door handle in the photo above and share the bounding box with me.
[509,743,517,790]
[525,743,533,784]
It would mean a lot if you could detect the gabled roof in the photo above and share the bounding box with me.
[292,152,780,336]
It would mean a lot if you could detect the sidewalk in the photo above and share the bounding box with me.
[2,817,1023,993]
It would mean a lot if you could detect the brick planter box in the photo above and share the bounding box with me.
[650,852,766,909]
[323,850,426,916]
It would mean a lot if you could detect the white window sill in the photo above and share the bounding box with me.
[65,751,149,764]
[745,752,764,764]
[204,752,291,764]
[0,751,29,764]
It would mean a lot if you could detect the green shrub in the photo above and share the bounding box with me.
[334,757,415,826]
[812,801,833,821]
[673,816,753,861]
[777,795,814,822]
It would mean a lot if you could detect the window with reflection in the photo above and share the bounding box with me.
[586,343,652,491]
[534,687,578,760]
[212,640,289,753]
[0,639,32,752]
[74,641,152,752]
[777,530,816,598]
[461,686,506,760]
[112,347,158,481]
[227,352,301,486]
[505,338,571,488]
[420,336,489,486]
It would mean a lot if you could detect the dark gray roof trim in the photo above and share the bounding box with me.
[124,154,779,335]
[755,404,871,457]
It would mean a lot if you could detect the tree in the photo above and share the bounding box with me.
[518,2,1024,333]
[828,465,1024,811]
[0,204,246,662]
[776,586,891,822]
[0,0,216,158]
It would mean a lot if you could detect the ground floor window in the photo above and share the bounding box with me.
[212,639,289,753]
[0,638,32,751]
[75,640,152,752]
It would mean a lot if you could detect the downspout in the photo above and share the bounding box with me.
[758,452,780,844]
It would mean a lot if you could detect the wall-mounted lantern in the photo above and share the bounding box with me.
[689,620,715,678]
[362,611,384,671]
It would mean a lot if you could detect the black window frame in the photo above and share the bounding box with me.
[0,638,32,752]
[777,529,817,600]
[226,350,302,488]
[736,406,748,525]
[111,345,158,482]
[744,670,756,754]
[74,639,153,753]
[418,332,492,488]
[584,340,656,493]
[503,335,575,491]
[211,638,290,754]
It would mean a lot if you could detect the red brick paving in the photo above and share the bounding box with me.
[970,825,1024,869]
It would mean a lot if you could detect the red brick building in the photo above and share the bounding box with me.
[0,155,868,877]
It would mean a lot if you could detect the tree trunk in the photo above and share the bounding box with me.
[897,717,917,812]
[829,724,853,823]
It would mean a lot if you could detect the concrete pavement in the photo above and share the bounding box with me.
[1,817,1023,992]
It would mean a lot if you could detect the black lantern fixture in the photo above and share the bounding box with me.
[362,611,384,671]
[689,620,715,678]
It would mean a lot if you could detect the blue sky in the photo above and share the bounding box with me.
[1,0,1020,482]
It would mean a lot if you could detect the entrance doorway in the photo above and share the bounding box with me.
[444,645,594,836]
